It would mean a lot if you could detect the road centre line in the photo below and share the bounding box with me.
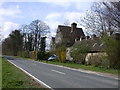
[31,63,36,65]
[9,57,118,80]
[51,69,66,75]
[36,61,118,80]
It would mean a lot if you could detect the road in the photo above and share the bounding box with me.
[3,56,119,88]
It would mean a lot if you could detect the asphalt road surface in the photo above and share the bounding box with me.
[3,56,119,88]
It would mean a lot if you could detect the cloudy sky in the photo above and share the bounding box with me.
[0,1,94,43]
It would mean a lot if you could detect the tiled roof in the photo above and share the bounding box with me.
[58,25,84,38]
[58,25,71,38]
[74,38,105,52]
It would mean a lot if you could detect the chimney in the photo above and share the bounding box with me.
[86,36,90,40]
[80,36,85,41]
[91,34,97,40]
[108,30,114,36]
[52,37,55,44]
[71,22,77,33]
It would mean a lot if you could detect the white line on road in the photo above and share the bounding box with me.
[7,60,53,89]
[31,63,36,66]
[36,61,118,80]
[51,69,66,75]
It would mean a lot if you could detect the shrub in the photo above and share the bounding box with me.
[103,36,120,69]
[56,45,66,62]
[89,55,102,67]
[18,51,29,58]
[37,51,50,60]
[70,45,90,64]
[89,53,109,68]
[29,51,37,60]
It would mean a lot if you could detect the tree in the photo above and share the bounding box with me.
[40,37,46,53]
[20,25,30,51]
[80,10,105,36]
[80,2,120,69]
[103,35,120,69]
[80,2,120,36]
[0,34,1,42]
[91,2,120,69]
[29,20,50,51]
[63,19,70,26]
[70,45,90,64]
[20,24,34,51]
[92,2,120,33]
[2,30,23,56]
[2,38,12,55]
[20,20,50,52]
[37,37,47,60]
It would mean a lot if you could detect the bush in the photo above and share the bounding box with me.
[56,45,66,62]
[29,51,37,60]
[37,51,50,60]
[103,36,120,69]
[88,53,109,68]
[18,51,29,58]
[70,45,90,64]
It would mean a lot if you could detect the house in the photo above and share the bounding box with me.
[50,37,56,52]
[53,22,85,48]
[74,33,120,65]
[50,22,120,65]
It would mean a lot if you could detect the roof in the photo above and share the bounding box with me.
[57,25,84,38]
[57,25,71,38]
[73,38,105,52]
[55,24,85,47]
[76,28,85,37]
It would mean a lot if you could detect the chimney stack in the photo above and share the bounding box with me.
[108,30,114,36]
[86,36,90,40]
[52,37,55,44]
[71,22,77,33]
[91,34,97,40]
[80,36,85,41]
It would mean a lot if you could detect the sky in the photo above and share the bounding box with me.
[0,1,96,49]
[0,1,93,39]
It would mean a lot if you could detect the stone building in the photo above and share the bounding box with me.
[52,22,85,48]
[50,37,56,52]
[50,22,120,64]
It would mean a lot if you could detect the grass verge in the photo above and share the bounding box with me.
[13,56,118,74]
[0,57,2,89]
[2,57,44,88]
[39,60,118,74]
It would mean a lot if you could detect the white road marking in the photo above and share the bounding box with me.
[51,69,66,75]
[36,61,118,80]
[8,57,118,80]
[31,63,36,66]
[7,60,53,89]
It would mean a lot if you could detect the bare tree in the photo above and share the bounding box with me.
[80,10,106,36]
[63,19,70,26]
[80,2,120,36]
[29,20,50,51]
[20,25,30,51]
[102,2,120,32]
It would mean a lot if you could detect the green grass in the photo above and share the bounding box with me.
[13,56,118,74]
[39,60,118,74]
[0,57,2,89]
[2,57,44,88]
